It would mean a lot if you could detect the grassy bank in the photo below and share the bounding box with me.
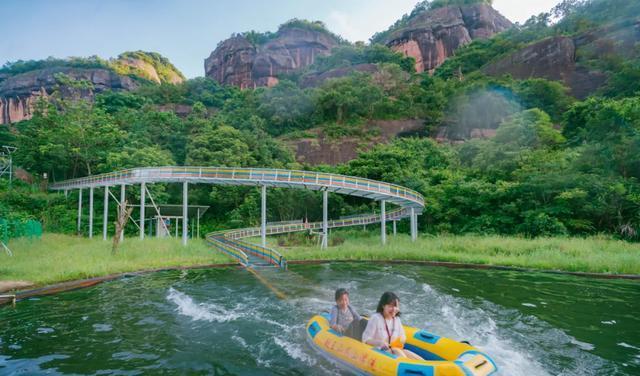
[1,234,232,288]
[275,232,640,275]
[2,232,639,292]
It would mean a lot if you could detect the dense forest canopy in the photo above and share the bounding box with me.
[2,0,639,241]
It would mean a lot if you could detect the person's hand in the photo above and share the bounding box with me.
[390,337,403,349]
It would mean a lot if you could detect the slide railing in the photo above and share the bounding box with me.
[50,166,424,270]
[207,207,409,269]
[49,166,424,209]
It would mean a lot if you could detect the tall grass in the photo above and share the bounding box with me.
[2,231,639,289]
[276,231,640,275]
[1,234,232,286]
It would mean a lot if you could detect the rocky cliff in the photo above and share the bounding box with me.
[0,51,184,124]
[383,4,512,73]
[286,119,425,165]
[205,25,341,88]
[484,20,640,98]
[0,67,138,124]
[112,51,185,84]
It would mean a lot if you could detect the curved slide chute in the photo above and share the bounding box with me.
[50,167,425,269]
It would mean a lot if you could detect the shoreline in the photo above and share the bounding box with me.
[2,259,638,308]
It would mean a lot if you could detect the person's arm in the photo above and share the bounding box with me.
[362,315,387,348]
[329,306,339,328]
[349,305,361,322]
[329,306,343,332]
[395,317,407,344]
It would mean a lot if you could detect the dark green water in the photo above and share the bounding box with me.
[1,263,638,375]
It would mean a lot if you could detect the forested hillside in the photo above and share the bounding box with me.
[1,0,639,240]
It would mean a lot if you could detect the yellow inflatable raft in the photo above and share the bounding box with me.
[306,313,497,376]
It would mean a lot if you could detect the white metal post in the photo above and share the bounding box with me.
[381,200,386,245]
[120,184,125,242]
[197,208,200,239]
[410,207,416,242]
[393,220,397,236]
[322,190,328,249]
[261,185,267,247]
[182,181,188,246]
[140,183,146,240]
[103,186,109,240]
[89,187,94,239]
[77,188,83,235]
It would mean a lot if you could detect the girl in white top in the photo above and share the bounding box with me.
[362,292,423,360]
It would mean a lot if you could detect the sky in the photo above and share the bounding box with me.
[0,0,562,79]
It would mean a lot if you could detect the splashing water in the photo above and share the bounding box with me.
[0,263,637,375]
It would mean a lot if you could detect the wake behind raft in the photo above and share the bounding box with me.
[306,313,497,376]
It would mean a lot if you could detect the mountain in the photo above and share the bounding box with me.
[483,20,640,98]
[204,19,342,88]
[0,51,184,124]
[373,1,512,73]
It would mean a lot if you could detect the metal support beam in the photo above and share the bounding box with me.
[77,188,83,235]
[88,187,94,239]
[381,200,386,245]
[393,220,397,236]
[182,181,188,246]
[261,185,267,247]
[197,208,200,239]
[120,184,125,242]
[321,190,328,249]
[140,183,146,240]
[103,186,109,241]
[410,207,416,242]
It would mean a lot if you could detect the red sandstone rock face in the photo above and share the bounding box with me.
[204,36,256,89]
[385,4,512,73]
[286,119,425,165]
[204,27,340,88]
[484,21,639,98]
[300,63,379,88]
[0,67,138,124]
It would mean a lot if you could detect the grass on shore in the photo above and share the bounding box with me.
[1,234,232,288]
[2,231,639,291]
[273,232,640,275]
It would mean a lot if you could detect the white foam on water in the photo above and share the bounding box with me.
[273,336,316,365]
[166,287,246,323]
[411,282,608,376]
[571,338,596,351]
[92,323,112,332]
[522,303,537,308]
[231,334,247,348]
[36,327,54,334]
[601,320,617,325]
[618,343,640,351]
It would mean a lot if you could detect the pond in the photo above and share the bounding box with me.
[1,263,638,375]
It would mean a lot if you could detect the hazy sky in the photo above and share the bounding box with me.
[0,0,561,78]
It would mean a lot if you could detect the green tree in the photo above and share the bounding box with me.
[186,125,255,167]
[17,99,124,180]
